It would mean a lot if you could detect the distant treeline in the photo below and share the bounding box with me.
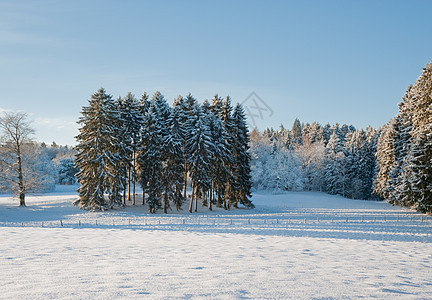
[250,120,379,200]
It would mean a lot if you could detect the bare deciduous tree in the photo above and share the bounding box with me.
[0,112,35,206]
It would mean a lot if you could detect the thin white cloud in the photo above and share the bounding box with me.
[34,117,77,131]
[33,117,78,145]
[0,107,12,113]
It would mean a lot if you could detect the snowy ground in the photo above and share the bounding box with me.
[1,186,431,299]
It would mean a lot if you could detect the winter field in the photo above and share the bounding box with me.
[1,186,431,299]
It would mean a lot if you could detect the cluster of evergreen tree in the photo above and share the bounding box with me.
[74,88,254,212]
[375,61,432,213]
[250,120,379,200]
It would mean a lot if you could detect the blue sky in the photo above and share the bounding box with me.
[1,0,431,145]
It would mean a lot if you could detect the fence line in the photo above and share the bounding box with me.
[4,213,431,229]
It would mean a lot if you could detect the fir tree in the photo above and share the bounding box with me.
[136,92,168,213]
[162,106,186,212]
[118,92,143,205]
[172,95,189,200]
[138,92,150,205]
[75,88,124,210]
[232,103,254,208]
[325,132,347,196]
[291,118,303,145]
[374,121,395,200]
[219,96,236,209]
[344,130,376,199]
[185,105,213,212]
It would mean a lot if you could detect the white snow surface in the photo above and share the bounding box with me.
[1,186,431,299]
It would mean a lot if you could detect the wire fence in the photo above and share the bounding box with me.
[4,213,432,229]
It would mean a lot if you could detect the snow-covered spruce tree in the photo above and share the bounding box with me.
[209,94,232,208]
[185,104,213,213]
[139,92,150,113]
[118,92,144,205]
[210,94,224,116]
[160,106,185,212]
[219,96,237,209]
[231,103,254,208]
[136,92,168,213]
[343,130,376,199]
[291,118,303,145]
[374,121,396,201]
[75,88,125,210]
[172,95,189,201]
[392,88,416,207]
[56,157,78,185]
[200,100,217,208]
[104,98,126,207]
[114,96,131,205]
[302,122,325,144]
[181,93,199,200]
[322,123,332,145]
[278,124,291,149]
[152,92,177,213]
[387,114,412,205]
[207,110,230,210]
[137,92,150,205]
[324,131,347,196]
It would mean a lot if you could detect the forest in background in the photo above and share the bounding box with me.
[249,120,379,201]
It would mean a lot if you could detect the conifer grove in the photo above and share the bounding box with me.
[74,88,254,212]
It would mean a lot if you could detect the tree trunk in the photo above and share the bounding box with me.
[19,191,25,207]
[183,160,188,199]
[194,185,198,212]
[189,182,194,213]
[202,189,207,207]
[17,150,25,207]
[132,151,136,205]
[209,187,213,211]
[216,187,223,208]
[164,184,169,214]
[132,183,136,205]
[127,165,131,202]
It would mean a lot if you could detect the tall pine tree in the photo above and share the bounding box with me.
[75,88,124,210]
[232,103,254,208]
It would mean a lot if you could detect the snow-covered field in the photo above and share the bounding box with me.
[1,186,431,299]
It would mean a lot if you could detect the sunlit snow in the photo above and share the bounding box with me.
[1,186,431,299]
